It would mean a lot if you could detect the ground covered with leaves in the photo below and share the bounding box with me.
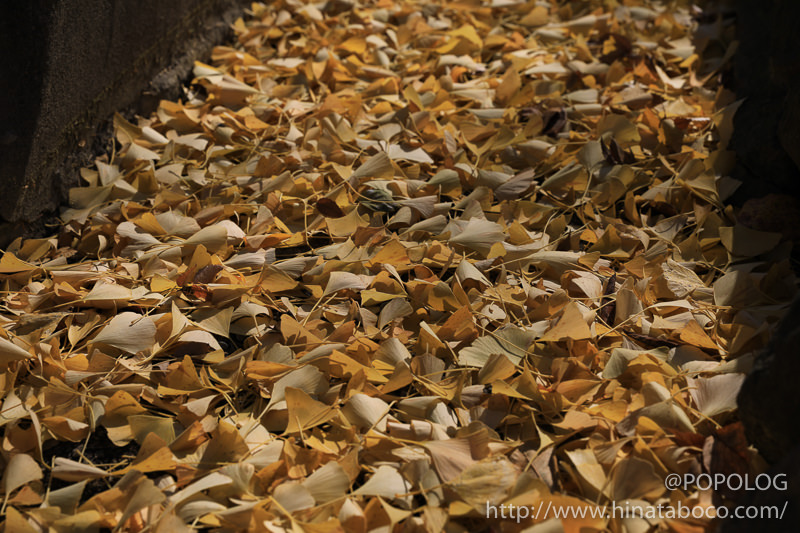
[1,0,797,531]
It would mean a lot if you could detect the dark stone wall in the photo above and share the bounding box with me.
[0,0,248,244]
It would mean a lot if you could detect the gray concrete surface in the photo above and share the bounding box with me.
[0,0,249,245]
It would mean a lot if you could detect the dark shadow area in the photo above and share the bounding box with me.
[729,0,800,202]
[723,0,800,530]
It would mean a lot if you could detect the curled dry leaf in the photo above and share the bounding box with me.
[92,312,157,354]
[3,454,42,499]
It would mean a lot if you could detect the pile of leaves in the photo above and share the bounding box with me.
[1,0,796,531]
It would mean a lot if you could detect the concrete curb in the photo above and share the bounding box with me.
[0,0,250,246]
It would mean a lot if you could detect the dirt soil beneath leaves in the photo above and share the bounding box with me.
[0,1,796,532]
